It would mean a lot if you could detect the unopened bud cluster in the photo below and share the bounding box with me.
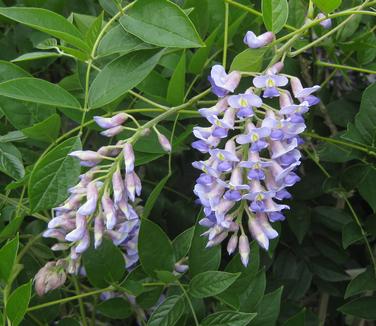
[37,112,172,294]
[193,30,320,266]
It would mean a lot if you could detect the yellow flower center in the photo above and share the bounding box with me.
[239,98,248,107]
[266,78,275,87]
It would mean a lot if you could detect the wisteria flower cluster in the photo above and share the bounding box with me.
[37,113,146,294]
[193,36,320,266]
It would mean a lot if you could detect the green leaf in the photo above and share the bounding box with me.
[138,218,175,277]
[98,0,120,16]
[97,24,154,57]
[282,309,306,326]
[83,238,125,288]
[120,0,204,48]
[314,206,351,232]
[0,216,24,243]
[188,223,221,277]
[218,269,266,311]
[312,0,342,14]
[0,143,25,180]
[0,235,19,282]
[252,287,283,326]
[239,270,266,312]
[97,298,132,319]
[143,174,170,219]
[11,52,60,62]
[342,221,363,249]
[0,78,81,109]
[338,296,376,320]
[201,311,257,326]
[345,268,376,298]
[286,202,311,244]
[172,227,194,261]
[188,26,219,74]
[0,131,26,143]
[155,270,177,284]
[167,51,186,105]
[147,295,185,326]
[189,271,240,298]
[262,0,289,33]
[287,0,306,28]
[0,60,31,82]
[344,82,376,147]
[86,12,103,50]
[5,280,32,326]
[22,114,61,143]
[89,49,163,108]
[230,48,269,73]
[0,7,88,52]
[28,136,82,212]
[356,165,376,212]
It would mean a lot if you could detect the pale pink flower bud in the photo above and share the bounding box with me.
[112,168,125,204]
[34,260,67,296]
[125,171,142,202]
[75,231,90,254]
[93,113,128,129]
[206,231,228,247]
[123,143,135,174]
[227,233,238,255]
[51,243,70,251]
[238,234,250,266]
[243,31,275,48]
[100,125,124,137]
[248,217,269,250]
[290,77,304,98]
[279,91,293,109]
[77,181,99,216]
[69,150,102,162]
[157,133,172,152]
[268,61,284,75]
[94,214,105,249]
[98,146,122,157]
[102,194,117,230]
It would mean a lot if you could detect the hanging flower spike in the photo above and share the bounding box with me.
[38,112,144,294]
[243,31,275,49]
[208,65,241,97]
[192,53,314,266]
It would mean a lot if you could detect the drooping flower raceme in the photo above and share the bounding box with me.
[193,57,320,266]
[36,112,173,294]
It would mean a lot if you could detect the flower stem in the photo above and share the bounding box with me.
[223,2,229,68]
[79,2,136,134]
[303,132,376,157]
[224,0,297,31]
[27,287,113,312]
[344,198,376,278]
[176,280,199,326]
[315,60,376,75]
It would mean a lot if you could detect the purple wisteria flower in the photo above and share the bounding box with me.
[38,113,143,291]
[193,35,318,266]
[243,31,275,49]
[208,65,241,97]
[253,72,288,98]
[291,77,321,105]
